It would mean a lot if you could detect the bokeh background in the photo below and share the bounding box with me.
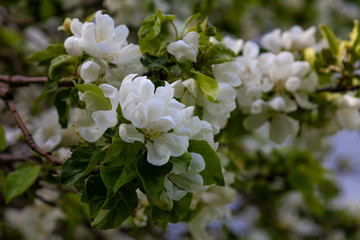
[1,0,360,239]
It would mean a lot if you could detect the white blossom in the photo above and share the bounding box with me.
[167,31,200,62]
[72,84,119,142]
[119,74,212,166]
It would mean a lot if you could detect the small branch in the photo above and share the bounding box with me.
[316,85,360,93]
[0,75,73,87]
[0,153,41,164]
[0,86,63,165]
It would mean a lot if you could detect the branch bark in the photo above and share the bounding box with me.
[0,86,64,165]
[0,75,73,87]
[316,85,360,93]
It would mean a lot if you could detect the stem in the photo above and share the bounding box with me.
[0,86,64,165]
[170,21,179,40]
[0,75,73,87]
[316,85,360,93]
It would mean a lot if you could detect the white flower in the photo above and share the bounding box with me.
[65,11,146,86]
[212,61,243,87]
[261,28,282,53]
[119,74,204,166]
[282,26,316,50]
[335,94,360,130]
[80,60,101,83]
[167,31,200,62]
[72,84,118,142]
[220,35,243,55]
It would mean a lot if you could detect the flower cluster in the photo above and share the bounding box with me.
[65,11,146,87]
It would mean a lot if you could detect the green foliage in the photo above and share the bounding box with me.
[188,140,224,186]
[4,163,41,204]
[60,147,102,185]
[0,123,6,151]
[85,175,138,230]
[48,55,78,81]
[76,84,112,111]
[138,10,175,57]
[54,88,71,128]
[192,71,219,103]
[136,157,173,200]
[169,152,192,171]
[27,44,67,66]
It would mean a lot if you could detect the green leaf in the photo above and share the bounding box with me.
[61,147,102,185]
[319,25,339,55]
[92,184,138,230]
[54,88,72,128]
[140,53,168,70]
[209,43,235,64]
[169,152,192,171]
[112,163,138,193]
[188,140,224,186]
[0,123,6,151]
[350,20,360,49]
[136,157,173,199]
[4,163,41,204]
[192,72,219,103]
[26,44,66,66]
[76,84,111,111]
[151,193,193,226]
[180,13,201,37]
[86,175,107,220]
[48,55,78,80]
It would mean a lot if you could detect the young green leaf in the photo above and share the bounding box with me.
[192,71,219,103]
[48,55,78,80]
[26,44,66,66]
[4,163,41,204]
[188,140,224,186]
[60,147,102,185]
[76,84,111,111]
[319,25,339,55]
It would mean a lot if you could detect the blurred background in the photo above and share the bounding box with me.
[1,0,360,239]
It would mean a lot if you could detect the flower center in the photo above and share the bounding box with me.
[145,128,164,142]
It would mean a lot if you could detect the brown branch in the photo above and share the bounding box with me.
[0,153,41,164]
[0,75,73,87]
[316,85,360,93]
[0,86,63,165]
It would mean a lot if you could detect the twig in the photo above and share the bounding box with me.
[0,86,63,165]
[0,75,73,87]
[316,85,360,93]
[0,153,41,164]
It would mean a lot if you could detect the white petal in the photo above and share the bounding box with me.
[159,133,188,157]
[114,25,129,43]
[189,153,205,172]
[119,124,144,143]
[70,18,83,37]
[146,142,171,166]
[80,60,100,83]
[95,11,114,41]
[64,36,82,56]
[71,108,95,127]
[285,76,301,92]
[99,84,119,110]
[78,126,106,142]
[92,110,117,128]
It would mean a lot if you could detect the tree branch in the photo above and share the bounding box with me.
[316,85,360,93]
[0,75,73,87]
[0,153,42,164]
[0,86,64,165]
